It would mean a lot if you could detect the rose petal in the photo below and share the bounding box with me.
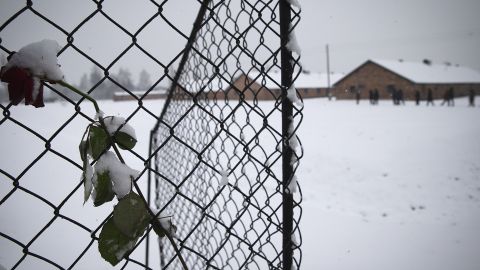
[1,67,31,105]
[30,83,45,108]
[1,67,43,107]
[7,82,26,105]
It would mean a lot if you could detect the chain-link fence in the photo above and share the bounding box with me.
[0,0,302,269]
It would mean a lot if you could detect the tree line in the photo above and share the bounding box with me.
[58,66,153,101]
[0,66,153,102]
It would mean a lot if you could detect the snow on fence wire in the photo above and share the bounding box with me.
[0,0,302,269]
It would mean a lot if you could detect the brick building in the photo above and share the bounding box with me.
[205,70,344,100]
[333,59,480,100]
[113,89,168,101]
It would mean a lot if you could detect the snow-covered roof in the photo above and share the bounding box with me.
[178,70,343,93]
[247,70,344,89]
[371,59,480,84]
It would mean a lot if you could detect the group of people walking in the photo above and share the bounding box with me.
[391,89,405,105]
[355,88,476,106]
[440,88,455,106]
[368,89,380,105]
[421,89,434,106]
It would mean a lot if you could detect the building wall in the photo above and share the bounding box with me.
[334,61,480,100]
[235,74,280,100]
[202,75,266,100]
[219,74,328,100]
[113,92,167,101]
[211,74,281,101]
[297,87,330,98]
[334,61,415,100]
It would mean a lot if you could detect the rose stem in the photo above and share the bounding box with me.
[57,80,189,270]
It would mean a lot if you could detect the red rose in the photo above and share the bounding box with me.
[1,65,44,108]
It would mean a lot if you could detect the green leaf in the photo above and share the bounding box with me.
[80,138,92,204]
[153,224,165,237]
[82,164,93,204]
[113,192,150,238]
[114,131,137,150]
[79,124,91,162]
[79,140,88,162]
[98,217,137,266]
[94,172,115,207]
[89,125,110,160]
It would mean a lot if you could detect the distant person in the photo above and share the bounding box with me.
[369,90,374,105]
[441,89,449,106]
[356,90,360,105]
[397,89,405,105]
[415,90,421,105]
[426,88,434,106]
[441,88,455,107]
[392,89,398,105]
[448,88,455,106]
[469,89,475,107]
[373,89,379,105]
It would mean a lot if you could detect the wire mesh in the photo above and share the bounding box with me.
[151,0,303,269]
[0,0,302,269]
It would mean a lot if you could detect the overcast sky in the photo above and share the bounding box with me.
[300,0,480,74]
[1,0,479,84]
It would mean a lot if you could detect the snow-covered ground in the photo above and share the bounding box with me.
[299,98,480,270]
[1,97,479,269]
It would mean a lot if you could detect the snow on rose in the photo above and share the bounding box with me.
[0,39,64,108]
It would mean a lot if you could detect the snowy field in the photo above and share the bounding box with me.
[299,98,480,270]
[1,97,479,269]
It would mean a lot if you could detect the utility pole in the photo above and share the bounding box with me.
[326,44,332,100]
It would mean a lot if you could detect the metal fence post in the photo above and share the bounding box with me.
[279,0,295,269]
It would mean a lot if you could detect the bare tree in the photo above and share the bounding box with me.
[115,68,134,90]
[79,73,89,90]
[137,69,152,91]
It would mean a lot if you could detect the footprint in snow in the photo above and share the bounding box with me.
[410,205,426,211]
